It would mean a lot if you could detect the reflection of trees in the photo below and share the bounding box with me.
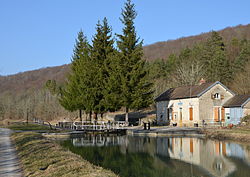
[62,140,156,177]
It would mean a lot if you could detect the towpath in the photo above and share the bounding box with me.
[0,128,22,177]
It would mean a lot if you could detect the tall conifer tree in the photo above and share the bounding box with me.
[117,0,153,123]
[202,31,231,83]
[234,40,250,73]
[59,30,90,121]
[89,18,115,119]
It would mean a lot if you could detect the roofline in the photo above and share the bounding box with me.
[167,96,198,101]
[155,81,235,102]
[242,98,250,107]
[155,96,199,102]
[154,88,172,102]
[223,105,241,108]
[197,81,235,97]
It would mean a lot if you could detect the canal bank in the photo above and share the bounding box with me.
[127,126,250,143]
[204,127,250,143]
[127,126,205,137]
[11,132,117,177]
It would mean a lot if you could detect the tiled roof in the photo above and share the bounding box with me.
[223,95,250,108]
[155,82,215,102]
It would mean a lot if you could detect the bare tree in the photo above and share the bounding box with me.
[174,60,205,86]
[230,61,250,94]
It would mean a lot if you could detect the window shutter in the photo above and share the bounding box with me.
[221,94,224,100]
[214,107,219,122]
[221,107,225,122]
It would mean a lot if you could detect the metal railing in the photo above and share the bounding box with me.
[72,121,127,131]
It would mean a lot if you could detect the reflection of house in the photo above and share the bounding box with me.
[155,80,250,126]
[168,138,236,177]
[123,136,243,177]
[223,95,250,125]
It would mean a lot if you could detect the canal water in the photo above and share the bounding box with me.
[61,134,250,177]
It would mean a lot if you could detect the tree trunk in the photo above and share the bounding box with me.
[89,111,92,122]
[101,113,103,120]
[94,113,98,121]
[79,109,82,122]
[85,112,88,121]
[125,107,129,124]
[26,108,29,124]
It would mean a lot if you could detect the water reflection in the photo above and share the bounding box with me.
[62,135,250,177]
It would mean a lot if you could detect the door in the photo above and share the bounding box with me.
[214,107,219,122]
[189,107,193,121]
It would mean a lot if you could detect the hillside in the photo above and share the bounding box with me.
[0,64,69,94]
[143,24,250,61]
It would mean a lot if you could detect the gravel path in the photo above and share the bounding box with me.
[0,128,22,177]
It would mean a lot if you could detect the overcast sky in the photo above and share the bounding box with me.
[0,0,250,75]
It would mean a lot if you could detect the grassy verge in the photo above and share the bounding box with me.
[203,126,250,142]
[6,123,53,131]
[11,132,118,177]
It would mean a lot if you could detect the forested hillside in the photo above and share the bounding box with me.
[1,24,250,122]
[0,65,71,121]
[0,65,69,94]
[143,24,250,61]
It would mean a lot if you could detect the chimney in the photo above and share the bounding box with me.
[199,78,206,85]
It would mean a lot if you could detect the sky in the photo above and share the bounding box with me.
[0,0,250,76]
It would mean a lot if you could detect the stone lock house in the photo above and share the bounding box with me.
[155,81,250,126]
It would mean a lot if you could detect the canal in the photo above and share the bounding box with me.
[61,134,250,177]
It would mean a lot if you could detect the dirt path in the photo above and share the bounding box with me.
[0,128,22,177]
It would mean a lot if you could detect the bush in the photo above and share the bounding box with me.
[241,115,250,125]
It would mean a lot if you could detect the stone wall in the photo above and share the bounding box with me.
[199,83,234,124]
[169,98,199,127]
[156,101,170,125]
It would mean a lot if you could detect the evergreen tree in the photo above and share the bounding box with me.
[202,31,231,84]
[233,40,250,73]
[101,50,123,112]
[117,0,153,123]
[59,30,90,121]
[88,18,115,119]
[45,80,58,95]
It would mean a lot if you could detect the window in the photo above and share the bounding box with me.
[167,108,172,120]
[213,93,220,99]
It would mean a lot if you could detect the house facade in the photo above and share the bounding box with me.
[155,81,244,126]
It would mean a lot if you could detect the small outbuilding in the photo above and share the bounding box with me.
[223,95,250,125]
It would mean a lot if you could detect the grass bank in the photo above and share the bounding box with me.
[11,132,117,177]
[203,126,250,143]
[7,123,53,131]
